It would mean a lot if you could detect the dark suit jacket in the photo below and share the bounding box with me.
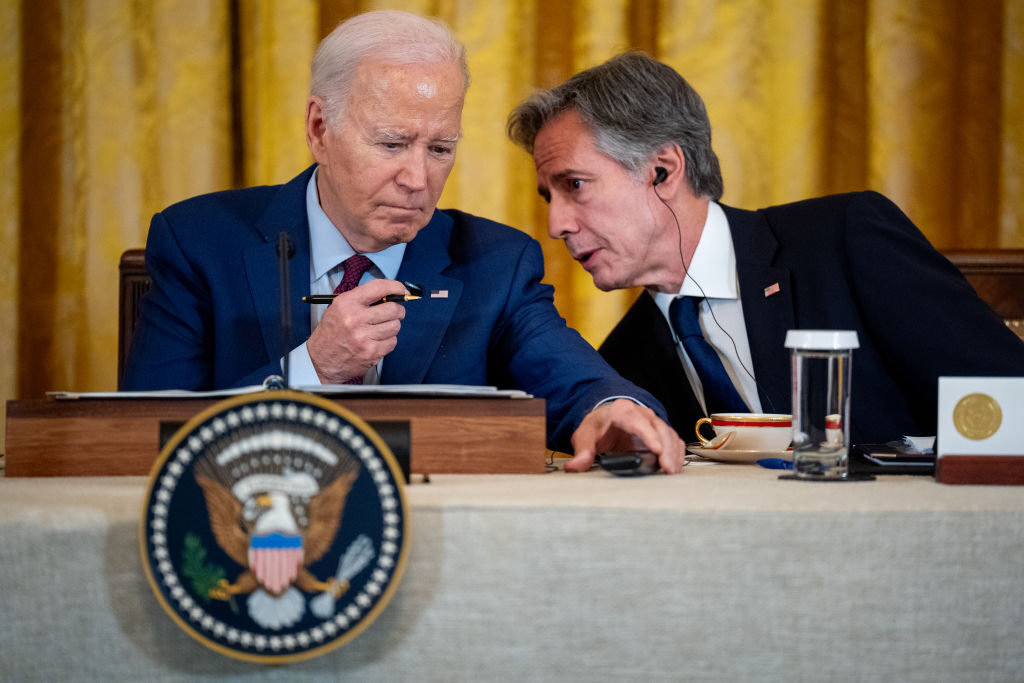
[600,191,1024,444]
[123,166,665,452]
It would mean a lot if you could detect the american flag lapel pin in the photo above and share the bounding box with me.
[430,289,449,299]
[763,282,780,298]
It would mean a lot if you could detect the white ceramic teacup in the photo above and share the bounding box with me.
[695,413,793,452]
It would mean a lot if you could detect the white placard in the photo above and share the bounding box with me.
[937,377,1024,457]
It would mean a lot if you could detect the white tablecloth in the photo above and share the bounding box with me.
[1,462,1022,681]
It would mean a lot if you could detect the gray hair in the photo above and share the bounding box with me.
[507,52,723,201]
[310,10,470,126]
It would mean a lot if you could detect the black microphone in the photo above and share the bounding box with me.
[277,232,295,389]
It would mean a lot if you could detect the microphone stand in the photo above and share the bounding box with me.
[276,232,295,389]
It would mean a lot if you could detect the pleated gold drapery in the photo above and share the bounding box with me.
[3,0,1023,423]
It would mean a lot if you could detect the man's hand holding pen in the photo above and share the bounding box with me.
[306,279,413,384]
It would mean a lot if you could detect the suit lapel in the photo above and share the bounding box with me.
[383,211,462,384]
[724,204,795,413]
[243,167,315,361]
[620,293,704,435]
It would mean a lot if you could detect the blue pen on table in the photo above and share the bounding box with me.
[756,458,793,470]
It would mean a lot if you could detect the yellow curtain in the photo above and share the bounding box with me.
[3,0,1024,426]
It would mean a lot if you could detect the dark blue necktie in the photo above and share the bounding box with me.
[669,296,749,414]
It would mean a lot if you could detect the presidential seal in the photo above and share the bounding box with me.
[953,392,1002,441]
[139,390,408,664]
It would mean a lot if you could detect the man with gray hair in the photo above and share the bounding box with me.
[125,14,685,471]
[508,51,1024,455]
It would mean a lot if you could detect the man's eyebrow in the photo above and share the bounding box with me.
[376,129,411,142]
[551,169,586,182]
[375,129,462,144]
[540,169,578,188]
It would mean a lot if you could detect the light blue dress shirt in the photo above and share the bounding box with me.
[286,169,407,385]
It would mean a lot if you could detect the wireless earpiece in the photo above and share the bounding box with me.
[653,167,668,186]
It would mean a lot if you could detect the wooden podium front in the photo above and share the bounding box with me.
[5,395,547,477]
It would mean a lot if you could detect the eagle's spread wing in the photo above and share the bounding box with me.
[303,471,358,564]
[195,473,249,566]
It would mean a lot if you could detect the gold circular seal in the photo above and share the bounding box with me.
[952,393,1002,440]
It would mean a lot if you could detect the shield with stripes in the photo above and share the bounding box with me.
[248,532,304,595]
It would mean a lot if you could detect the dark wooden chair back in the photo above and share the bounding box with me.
[943,249,1024,342]
[118,248,150,387]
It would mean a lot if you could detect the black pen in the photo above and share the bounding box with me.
[302,293,423,305]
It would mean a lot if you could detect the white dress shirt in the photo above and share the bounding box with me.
[286,169,406,385]
[651,201,762,414]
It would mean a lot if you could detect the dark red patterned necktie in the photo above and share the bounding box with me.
[334,254,373,295]
[334,254,374,384]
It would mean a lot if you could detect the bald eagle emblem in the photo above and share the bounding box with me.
[141,392,408,664]
[195,436,366,630]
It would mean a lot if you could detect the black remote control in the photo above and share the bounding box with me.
[597,450,660,476]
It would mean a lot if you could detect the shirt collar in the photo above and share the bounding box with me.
[306,168,406,281]
[651,200,737,314]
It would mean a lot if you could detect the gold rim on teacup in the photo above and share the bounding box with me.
[695,414,792,446]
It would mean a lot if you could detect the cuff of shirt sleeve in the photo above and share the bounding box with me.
[592,395,646,412]
[284,342,322,387]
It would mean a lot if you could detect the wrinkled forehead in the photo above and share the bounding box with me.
[350,57,466,98]
[342,59,466,134]
[533,111,604,171]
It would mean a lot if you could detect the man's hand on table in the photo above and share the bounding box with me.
[567,398,686,474]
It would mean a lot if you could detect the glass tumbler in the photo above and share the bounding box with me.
[784,330,860,478]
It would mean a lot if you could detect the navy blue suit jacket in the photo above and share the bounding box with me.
[600,191,1024,444]
[123,166,665,452]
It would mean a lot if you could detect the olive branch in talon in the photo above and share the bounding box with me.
[183,532,239,614]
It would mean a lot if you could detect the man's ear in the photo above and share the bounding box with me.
[649,143,686,193]
[305,97,328,160]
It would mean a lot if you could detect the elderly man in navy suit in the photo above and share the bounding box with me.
[508,52,1024,467]
[123,13,684,472]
